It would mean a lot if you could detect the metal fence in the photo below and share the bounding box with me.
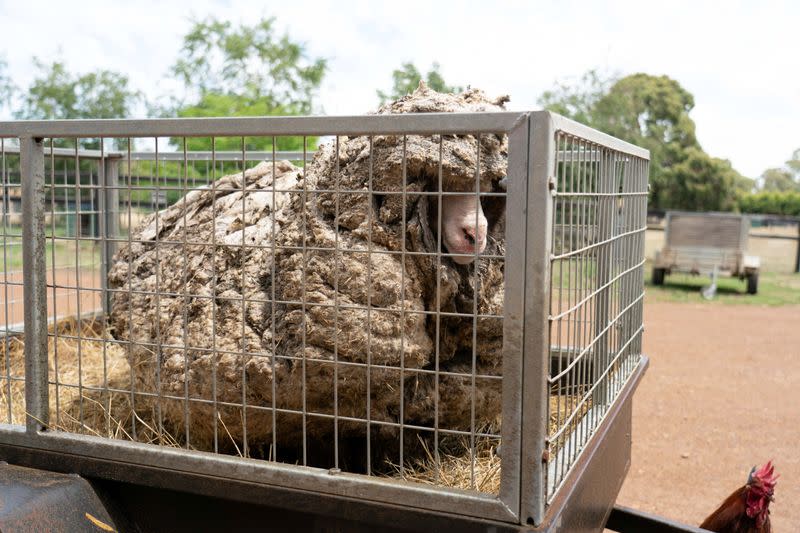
[0,112,649,527]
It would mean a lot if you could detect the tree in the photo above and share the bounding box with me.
[786,148,800,175]
[0,57,15,115]
[537,70,611,127]
[539,71,748,211]
[660,148,741,211]
[377,62,463,104]
[758,148,800,192]
[16,59,140,121]
[168,17,327,152]
[14,59,141,149]
[760,168,799,192]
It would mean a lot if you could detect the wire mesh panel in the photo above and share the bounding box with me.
[1,108,523,519]
[0,140,26,424]
[544,128,648,501]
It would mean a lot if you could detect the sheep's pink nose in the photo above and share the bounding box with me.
[462,225,486,250]
[463,227,477,246]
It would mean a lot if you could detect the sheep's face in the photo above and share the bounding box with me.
[440,194,488,265]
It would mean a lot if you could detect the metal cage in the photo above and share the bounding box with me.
[0,111,649,530]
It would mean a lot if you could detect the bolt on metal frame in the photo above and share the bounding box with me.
[0,111,649,526]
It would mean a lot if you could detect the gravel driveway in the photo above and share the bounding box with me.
[617,301,799,530]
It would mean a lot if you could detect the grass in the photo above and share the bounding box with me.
[645,263,800,306]
[1,238,102,272]
[2,213,150,271]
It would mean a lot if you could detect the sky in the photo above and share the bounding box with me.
[0,0,798,179]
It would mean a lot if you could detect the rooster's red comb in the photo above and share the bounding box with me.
[748,460,778,490]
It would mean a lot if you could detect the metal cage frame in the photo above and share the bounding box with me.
[0,111,649,529]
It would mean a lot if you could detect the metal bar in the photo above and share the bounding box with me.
[796,223,800,273]
[399,135,407,477]
[100,145,119,316]
[606,505,709,533]
[73,142,84,428]
[549,114,650,159]
[210,137,219,453]
[99,139,111,437]
[47,140,61,428]
[0,146,123,159]
[1,138,14,423]
[240,137,248,458]
[520,111,555,526]
[332,135,340,470]
[497,115,528,518]
[365,136,374,476]
[0,112,527,139]
[182,137,191,448]
[433,135,443,485]
[124,139,137,441]
[593,147,614,413]
[301,136,308,466]
[20,136,49,432]
[127,150,313,162]
[737,232,798,241]
[6,185,509,197]
[0,426,518,523]
[0,147,309,162]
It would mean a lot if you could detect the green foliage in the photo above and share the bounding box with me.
[660,147,742,211]
[732,173,757,196]
[168,16,327,152]
[739,147,800,215]
[761,168,799,192]
[539,72,750,212]
[14,59,141,149]
[738,191,800,217]
[538,70,611,127]
[0,56,14,112]
[786,148,800,175]
[377,62,463,104]
[16,59,141,120]
[758,148,800,193]
[174,92,308,152]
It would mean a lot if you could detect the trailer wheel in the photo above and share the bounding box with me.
[652,268,666,286]
[747,272,758,294]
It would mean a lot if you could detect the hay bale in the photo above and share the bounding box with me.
[107,84,510,457]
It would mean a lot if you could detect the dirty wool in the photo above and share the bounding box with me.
[107,84,510,459]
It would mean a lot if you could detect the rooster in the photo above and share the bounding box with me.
[700,461,778,532]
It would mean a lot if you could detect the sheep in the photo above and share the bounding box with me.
[107,83,510,466]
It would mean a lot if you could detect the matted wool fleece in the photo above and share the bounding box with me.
[107,84,510,453]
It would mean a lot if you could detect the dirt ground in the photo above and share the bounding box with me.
[1,269,103,326]
[616,301,800,530]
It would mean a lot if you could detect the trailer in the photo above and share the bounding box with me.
[0,108,675,532]
[652,211,761,295]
